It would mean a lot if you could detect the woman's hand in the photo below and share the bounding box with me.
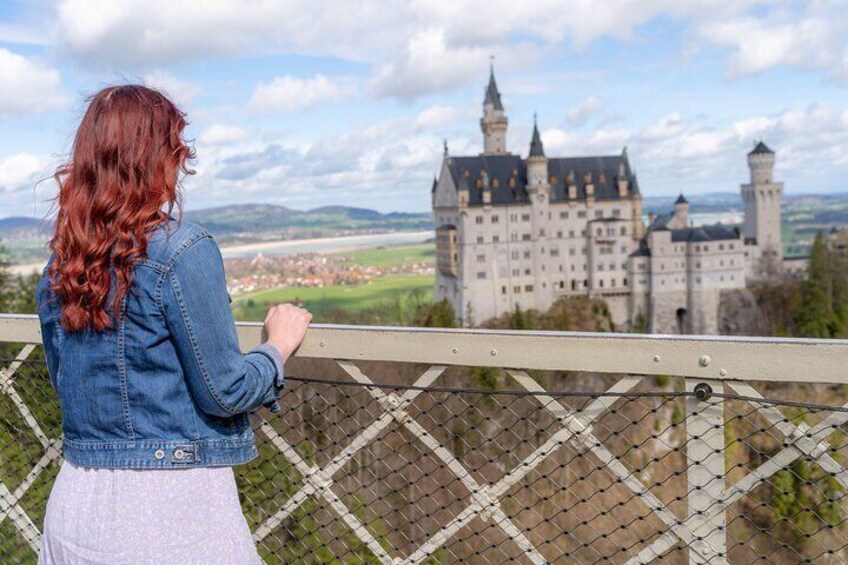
[264,303,313,362]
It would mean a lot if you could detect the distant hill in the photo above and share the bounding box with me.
[183,204,433,242]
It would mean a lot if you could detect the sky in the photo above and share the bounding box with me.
[0,0,847,219]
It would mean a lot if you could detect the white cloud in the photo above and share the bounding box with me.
[0,49,65,115]
[566,96,603,127]
[248,75,355,112]
[142,71,200,107]
[0,153,46,191]
[641,112,685,141]
[199,124,250,146]
[413,105,459,130]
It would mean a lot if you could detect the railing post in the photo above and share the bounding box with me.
[685,380,727,564]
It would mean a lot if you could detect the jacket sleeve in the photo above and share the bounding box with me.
[162,233,286,417]
[34,266,61,393]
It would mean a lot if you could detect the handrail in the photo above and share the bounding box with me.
[3,313,847,383]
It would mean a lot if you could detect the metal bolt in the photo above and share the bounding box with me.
[452,347,459,354]
[694,383,713,401]
[490,349,498,356]
[719,368,727,377]
[653,355,661,363]
[699,355,711,367]
[319,341,325,348]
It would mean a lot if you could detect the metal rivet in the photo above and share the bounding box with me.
[719,368,727,377]
[452,347,459,354]
[174,449,185,460]
[699,355,711,367]
[653,355,661,363]
[153,449,165,460]
[490,349,498,356]
[319,341,326,348]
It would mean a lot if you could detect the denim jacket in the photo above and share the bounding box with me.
[35,217,285,469]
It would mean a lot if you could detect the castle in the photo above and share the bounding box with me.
[432,68,784,334]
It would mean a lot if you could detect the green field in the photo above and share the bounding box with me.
[233,274,434,322]
[333,243,434,267]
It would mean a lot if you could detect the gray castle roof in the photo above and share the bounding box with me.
[445,153,640,207]
[670,224,740,243]
[675,193,688,204]
[484,69,504,111]
[749,141,774,155]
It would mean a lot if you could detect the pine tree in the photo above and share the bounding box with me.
[796,233,835,338]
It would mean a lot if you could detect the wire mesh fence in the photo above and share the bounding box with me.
[2,351,848,564]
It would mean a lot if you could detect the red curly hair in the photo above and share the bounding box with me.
[47,85,195,332]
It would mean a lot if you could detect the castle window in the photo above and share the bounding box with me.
[493,235,500,243]
[719,244,724,250]
[522,233,532,241]
[569,248,576,256]
[623,278,628,286]
[511,250,519,260]
[525,285,534,292]
[492,215,499,223]
[524,268,531,275]
[569,230,575,238]
[557,231,563,238]
[620,246,627,253]
[595,210,603,218]
[521,214,531,221]
[599,279,604,288]
[523,250,531,259]
[572,280,578,290]
[475,216,483,224]
[511,233,518,242]
[514,286,521,293]
[510,214,517,222]
[584,279,588,287]
[578,211,587,219]
[596,227,602,236]
[477,236,484,243]
[612,279,616,287]
[477,271,486,279]
[560,211,569,219]
[502,286,507,295]
[512,268,520,276]
[620,226,627,235]
[613,209,621,218]
[729,243,735,250]
[550,247,560,257]
[492,178,499,188]
[695,245,700,252]
[704,245,709,251]
[477,254,485,263]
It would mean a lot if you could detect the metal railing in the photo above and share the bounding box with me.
[2,313,848,564]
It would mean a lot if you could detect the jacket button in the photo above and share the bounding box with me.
[154,449,165,460]
[174,449,185,460]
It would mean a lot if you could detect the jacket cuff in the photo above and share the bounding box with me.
[249,343,286,413]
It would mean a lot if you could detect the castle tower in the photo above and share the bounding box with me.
[672,193,689,228]
[526,116,552,309]
[480,65,508,155]
[741,141,784,271]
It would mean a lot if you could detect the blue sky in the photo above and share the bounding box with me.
[0,0,847,218]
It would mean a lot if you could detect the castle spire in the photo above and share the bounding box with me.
[484,60,504,111]
[529,113,545,157]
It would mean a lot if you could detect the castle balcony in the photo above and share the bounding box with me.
[2,313,848,563]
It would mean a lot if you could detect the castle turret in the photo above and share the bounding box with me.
[741,141,783,273]
[673,193,689,227]
[480,65,508,155]
[526,116,548,192]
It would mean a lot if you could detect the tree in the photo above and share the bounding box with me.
[794,232,848,338]
[420,299,457,328]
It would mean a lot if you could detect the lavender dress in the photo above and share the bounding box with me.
[38,459,263,564]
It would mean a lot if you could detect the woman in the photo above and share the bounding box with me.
[34,84,311,564]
